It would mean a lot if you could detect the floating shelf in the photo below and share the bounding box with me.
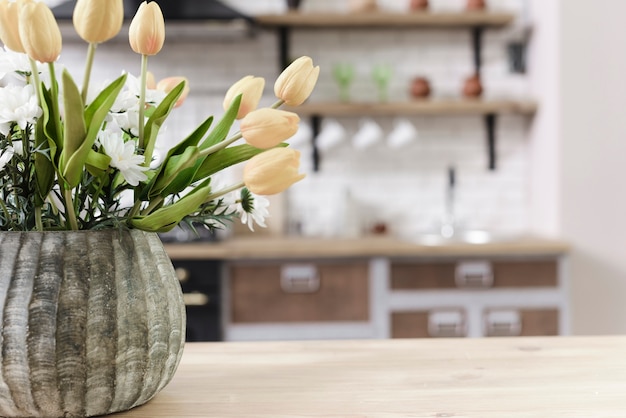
[288,99,538,117]
[254,11,515,28]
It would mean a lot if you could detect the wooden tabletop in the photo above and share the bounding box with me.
[163,235,570,260]
[114,336,626,417]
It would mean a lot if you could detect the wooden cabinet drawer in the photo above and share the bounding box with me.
[229,262,369,323]
[391,259,558,289]
[391,309,466,338]
[483,308,559,336]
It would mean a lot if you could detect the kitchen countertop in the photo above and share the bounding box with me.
[163,235,570,260]
[114,336,626,417]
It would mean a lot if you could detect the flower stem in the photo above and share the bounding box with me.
[198,132,242,158]
[271,99,285,109]
[81,42,97,103]
[47,62,63,143]
[142,195,164,216]
[63,187,79,230]
[29,59,42,103]
[204,182,245,203]
[35,206,43,231]
[138,54,149,150]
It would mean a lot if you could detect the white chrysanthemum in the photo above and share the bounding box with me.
[98,130,149,186]
[0,84,42,135]
[0,47,44,83]
[124,72,167,105]
[0,146,14,171]
[231,189,270,232]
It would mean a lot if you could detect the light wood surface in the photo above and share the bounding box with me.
[287,99,539,117]
[255,11,515,28]
[163,236,570,260]
[113,336,626,417]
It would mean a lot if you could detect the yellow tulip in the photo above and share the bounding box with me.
[128,1,165,56]
[73,0,124,44]
[274,56,320,106]
[241,108,300,149]
[18,1,62,63]
[0,0,25,53]
[243,148,305,195]
[157,76,189,108]
[223,75,265,119]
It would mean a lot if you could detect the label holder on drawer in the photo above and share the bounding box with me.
[455,260,494,288]
[280,264,320,294]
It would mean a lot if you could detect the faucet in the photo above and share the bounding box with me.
[440,165,456,238]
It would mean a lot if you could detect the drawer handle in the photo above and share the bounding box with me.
[280,264,320,293]
[175,267,190,283]
[484,309,522,336]
[183,292,210,306]
[455,261,493,288]
[427,310,466,338]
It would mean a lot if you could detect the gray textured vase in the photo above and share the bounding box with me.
[0,229,186,417]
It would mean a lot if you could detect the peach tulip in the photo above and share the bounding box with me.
[243,148,305,195]
[223,75,265,119]
[157,76,189,108]
[274,56,320,106]
[129,1,165,56]
[240,108,299,149]
[73,0,124,44]
[18,1,62,63]
[0,0,25,53]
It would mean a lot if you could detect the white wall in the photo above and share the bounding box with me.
[560,0,626,334]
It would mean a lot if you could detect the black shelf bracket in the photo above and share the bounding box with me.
[311,115,322,172]
[471,26,484,75]
[278,26,290,70]
[485,113,497,170]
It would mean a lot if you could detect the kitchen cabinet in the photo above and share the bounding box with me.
[256,10,535,170]
[165,236,570,341]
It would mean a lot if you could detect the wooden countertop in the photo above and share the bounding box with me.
[163,235,570,260]
[114,336,626,417]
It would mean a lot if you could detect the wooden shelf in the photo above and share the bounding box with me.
[255,11,515,28]
[288,99,538,117]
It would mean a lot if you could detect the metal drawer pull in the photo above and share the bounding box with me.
[427,310,466,338]
[455,261,493,288]
[175,267,190,283]
[183,292,210,306]
[280,264,320,293]
[484,309,522,336]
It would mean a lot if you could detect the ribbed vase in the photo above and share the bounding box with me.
[0,229,186,417]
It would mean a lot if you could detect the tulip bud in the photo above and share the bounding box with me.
[129,1,165,56]
[18,1,62,63]
[157,76,189,107]
[243,148,305,195]
[223,75,265,119]
[146,71,156,89]
[73,0,123,44]
[0,0,25,53]
[274,56,320,106]
[241,108,300,149]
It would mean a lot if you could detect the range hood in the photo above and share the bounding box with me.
[52,0,252,23]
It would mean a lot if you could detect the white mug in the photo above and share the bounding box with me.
[353,118,383,150]
[316,118,346,152]
[387,118,418,149]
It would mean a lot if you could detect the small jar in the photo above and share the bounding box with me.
[409,0,429,11]
[410,77,431,98]
[466,0,486,11]
[462,74,483,97]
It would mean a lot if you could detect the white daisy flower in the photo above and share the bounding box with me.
[0,47,44,83]
[0,84,42,135]
[0,146,14,171]
[98,130,149,186]
[233,188,270,231]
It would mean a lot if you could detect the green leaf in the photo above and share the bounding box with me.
[62,72,127,188]
[192,143,287,183]
[199,94,241,150]
[143,81,186,164]
[130,180,212,232]
[85,149,111,171]
[58,69,86,187]
[33,118,55,206]
[138,115,213,201]
[39,85,62,160]
[151,145,200,196]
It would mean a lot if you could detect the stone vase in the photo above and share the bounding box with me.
[0,229,186,417]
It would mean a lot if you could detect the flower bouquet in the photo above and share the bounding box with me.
[0,1,320,416]
[0,0,319,233]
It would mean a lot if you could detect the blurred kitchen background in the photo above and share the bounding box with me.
[45,0,626,338]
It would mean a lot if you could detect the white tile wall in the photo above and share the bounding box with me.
[57,0,533,239]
